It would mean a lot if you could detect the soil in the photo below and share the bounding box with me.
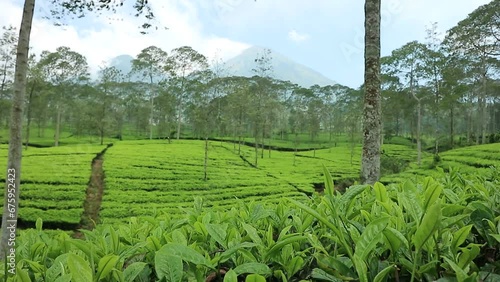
[73,144,112,238]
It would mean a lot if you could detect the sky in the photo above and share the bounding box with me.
[0,0,492,88]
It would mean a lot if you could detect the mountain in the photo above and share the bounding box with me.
[109,54,134,75]
[108,46,336,88]
[224,46,335,88]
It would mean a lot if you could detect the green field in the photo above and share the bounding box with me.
[0,139,499,281]
[1,139,499,227]
[381,143,500,183]
[0,144,107,225]
[100,140,308,224]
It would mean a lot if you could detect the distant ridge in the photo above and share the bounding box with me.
[224,46,336,88]
[108,46,337,88]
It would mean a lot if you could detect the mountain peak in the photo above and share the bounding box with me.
[224,46,335,88]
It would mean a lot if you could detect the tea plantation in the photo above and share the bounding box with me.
[0,140,499,281]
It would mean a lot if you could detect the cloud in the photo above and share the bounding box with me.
[1,0,250,77]
[288,29,310,42]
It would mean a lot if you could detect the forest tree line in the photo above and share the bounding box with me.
[0,1,498,154]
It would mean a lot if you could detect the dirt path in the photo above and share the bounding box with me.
[74,144,112,238]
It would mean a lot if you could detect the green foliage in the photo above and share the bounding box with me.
[1,167,499,281]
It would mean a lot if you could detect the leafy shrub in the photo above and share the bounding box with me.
[380,153,409,175]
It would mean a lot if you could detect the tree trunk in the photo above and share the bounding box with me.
[360,0,381,185]
[450,105,454,148]
[176,78,185,140]
[204,137,208,181]
[416,99,422,167]
[25,80,36,150]
[238,135,241,155]
[0,0,35,260]
[55,106,61,147]
[149,95,153,140]
[261,126,265,159]
[481,74,487,144]
[254,135,258,167]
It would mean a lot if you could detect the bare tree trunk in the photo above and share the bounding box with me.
[416,99,422,167]
[204,137,208,181]
[55,106,61,147]
[261,126,265,159]
[360,0,381,185]
[0,0,35,260]
[176,78,185,140]
[238,135,241,155]
[450,105,454,148]
[254,135,258,167]
[481,74,487,144]
[149,96,153,140]
[25,80,36,150]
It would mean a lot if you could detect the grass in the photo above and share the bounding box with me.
[0,143,107,224]
[381,143,500,183]
[1,134,499,228]
[100,140,308,224]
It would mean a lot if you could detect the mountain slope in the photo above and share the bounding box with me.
[224,46,336,87]
[108,46,336,87]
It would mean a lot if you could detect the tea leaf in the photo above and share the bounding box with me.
[451,225,472,252]
[323,165,335,197]
[413,202,441,251]
[157,243,213,268]
[154,253,182,282]
[67,253,92,282]
[223,269,238,282]
[245,274,267,282]
[234,262,271,275]
[354,217,390,261]
[373,264,396,282]
[96,254,120,280]
[311,268,343,282]
[422,177,442,214]
[206,223,228,249]
[123,262,147,282]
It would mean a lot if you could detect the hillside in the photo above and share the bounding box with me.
[224,46,336,87]
[108,46,337,88]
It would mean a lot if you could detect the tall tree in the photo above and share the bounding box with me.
[0,0,35,261]
[382,41,428,166]
[131,46,168,140]
[0,25,18,128]
[250,48,275,163]
[424,22,446,154]
[444,0,500,144]
[95,66,124,144]
[25,53,45,149]
[361,0,381,184]
[167,46,208,140]
[38,46,89,146]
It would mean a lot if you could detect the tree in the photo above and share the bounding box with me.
[250,48,276,164]
[0,25,18,128]
[224,76,252,155]
[361,0,381,184]
[25,53,45,149]
[444,0,500,144]
[95,66,124,145]
[0,0,35,261]
[1,0,158,260]
[187,70,217,181]
[131,46,169,140]
[38,46,89,146]
[167,46,209,140]
[382,41,428,166]
[424,22,446,154]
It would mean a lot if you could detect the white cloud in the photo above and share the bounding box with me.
[288,29,309,42]
[1,0,250,77]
